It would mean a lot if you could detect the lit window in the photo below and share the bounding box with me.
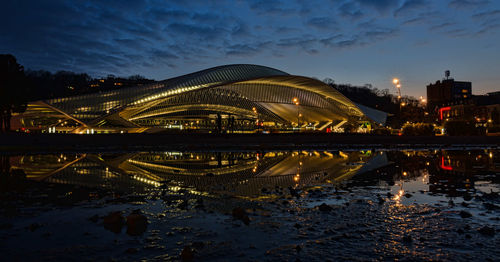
[462,89,468,93]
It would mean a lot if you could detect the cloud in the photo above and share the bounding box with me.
[248,0,296,15]
[394,0,428,17]
[306,17,337,30]
[1,0,497,81]
[225,41,272,56]
[471,9,500,20]
[354,0,400,14]
[338,2,364,19]
[449,0,490,9]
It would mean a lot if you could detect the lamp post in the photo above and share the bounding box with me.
[252,107,258,129]
[393,78,401,99]
[293,97,300,129]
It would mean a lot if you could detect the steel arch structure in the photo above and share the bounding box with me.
[15,64,368,133]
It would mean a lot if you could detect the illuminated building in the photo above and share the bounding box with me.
[13,64,376,133]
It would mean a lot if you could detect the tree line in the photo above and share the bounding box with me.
[323,78,426,128]
[0,54,154,132]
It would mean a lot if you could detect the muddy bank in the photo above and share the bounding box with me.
[1,173,499,260]
[0,183,499,261]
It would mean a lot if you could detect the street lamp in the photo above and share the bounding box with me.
[393,78,402,99]
[293,97,300,128]
[252,107,259,128]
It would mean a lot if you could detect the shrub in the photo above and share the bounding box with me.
[372,128,391,135]
[444,120,484,136]
[401,123,434,136]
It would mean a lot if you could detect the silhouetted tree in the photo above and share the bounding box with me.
[0,54,28,132]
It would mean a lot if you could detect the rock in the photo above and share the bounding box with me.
[232,207,250,225]
[103,211,124,234]
[180,246,194,261]
[295,245,302,253]
[404,193,412,198]
[126,212,148,236]
[482,190,499,200]
[402,235,412,243]
[460,202,469,207]
[459,211,473,218]
[318,203,333,212]
[293,223,302,229]
[377,197,385,204]
[463,194,473,201]
[457,229,464,234]
[478,226,495,236]
[483,203,499,210]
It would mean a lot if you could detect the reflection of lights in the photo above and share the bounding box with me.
[440,156,453,170]
[490,152,493,158]
[132,175,161,187]
[393,189,404,201]
[323,151,333,157]
[339,151,348,159]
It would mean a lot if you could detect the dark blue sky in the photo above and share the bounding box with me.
[1,0,499,98]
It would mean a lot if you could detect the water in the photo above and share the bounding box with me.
[0,150,499,261]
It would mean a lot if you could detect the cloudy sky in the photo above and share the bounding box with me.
[1,0,499,98]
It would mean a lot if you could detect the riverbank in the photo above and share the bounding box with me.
[0,133,499,152]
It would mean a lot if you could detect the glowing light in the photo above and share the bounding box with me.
[393,78,399,84]
[440,156,453,170]
[439,107,451,120]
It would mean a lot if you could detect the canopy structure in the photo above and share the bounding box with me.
[15,64,373,133]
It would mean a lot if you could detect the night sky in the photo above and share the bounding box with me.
[2,0,499,98]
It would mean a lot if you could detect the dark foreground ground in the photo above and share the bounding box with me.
[1,177,499,261]
[1,133,499,152]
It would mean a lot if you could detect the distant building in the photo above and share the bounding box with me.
[438,91,500,134]
[427,78,471,110]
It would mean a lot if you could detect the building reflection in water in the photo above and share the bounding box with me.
[5,150,499,199]
[8,151,387,198]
